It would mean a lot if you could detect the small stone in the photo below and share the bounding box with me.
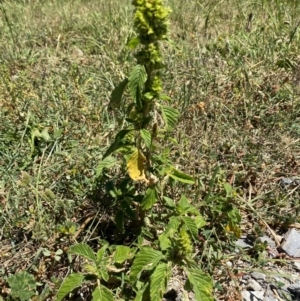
[258,235,276,249]
[273,276,289,286]
[294,178,300,185]
[226,261,233,268]
[263,289,278,301]
[235,237,252,249]
[280,178,293,187]
[281,228,300,257]
[263,290,278,301]
[242,290,264,301]
[274,285,293,301]
[270,276,287,289]
[72,47,84,57]
[251,272,266,281]
[246,279,263,291]
[287,283,300,293]
[293,261,300,271]
[188,291,196,300]
[263,296,278,301]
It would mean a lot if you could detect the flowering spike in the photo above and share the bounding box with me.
[132,0,171,98]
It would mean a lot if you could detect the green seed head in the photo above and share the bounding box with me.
[132,0,171,44]
[177,230,193,256]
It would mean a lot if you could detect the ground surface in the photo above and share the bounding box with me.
[1,0,300,300]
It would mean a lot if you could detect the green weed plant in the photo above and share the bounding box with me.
[57,0,213,300]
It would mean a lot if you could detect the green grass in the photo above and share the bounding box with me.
[1,0,300,300]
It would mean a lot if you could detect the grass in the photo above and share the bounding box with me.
[1,0,300,300]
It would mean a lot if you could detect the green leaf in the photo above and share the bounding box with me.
[177,195,192,212]
[128,65,147,106]
[182,217,198,238]
[53,128,63,139]
[158,233,171,251]
[100,269,109,282]
[163,196,175,208]
[114,246,134,264]
[30,128,41,153]
[68,243,96,263]
[143,92,154,101]
[141,188,158,209]
[103,129,133,159]
[165,216,180,236]
[41,128,51,141]
[56,273,85,301]
[161,105,179,130]
[133,283,149,301]
[140,129,152,149]
[168,169,195,184]
[127,36,140,49]
[31,128,41,141]
[7,271,37,301]
[224,182,233,197]
[109,78,129,110]
[185,268,213,301]
[150,263,171,301]
[96,156,119,177]
[159,94,172,102]
[195,215,206,229]
[97,244,108,263]
[130,247,164,281]
[92,285,114,301]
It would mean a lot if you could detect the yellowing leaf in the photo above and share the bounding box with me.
[127,149,147,182]
[225,223,241,238]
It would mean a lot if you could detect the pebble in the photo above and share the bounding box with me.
[280,178,294,187]
[188,292,195,300]
[280,177,300,190]
[235,237,252,250]
[294,179,300,185]
[273,275,289,285]
[242,290,264,301]
[251,272,267,281]
[276,289,293,301]
[287,283,300,294]
[263,289,278,301]
[281,228,300,257]
[72,47,84,57]
[258,235,276,249]
[226,261,233,268]
[293,262,300,271]
[165,227,300,301]
[233,229,300,301]
[246,278,263,291]
[269,282,295,301]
